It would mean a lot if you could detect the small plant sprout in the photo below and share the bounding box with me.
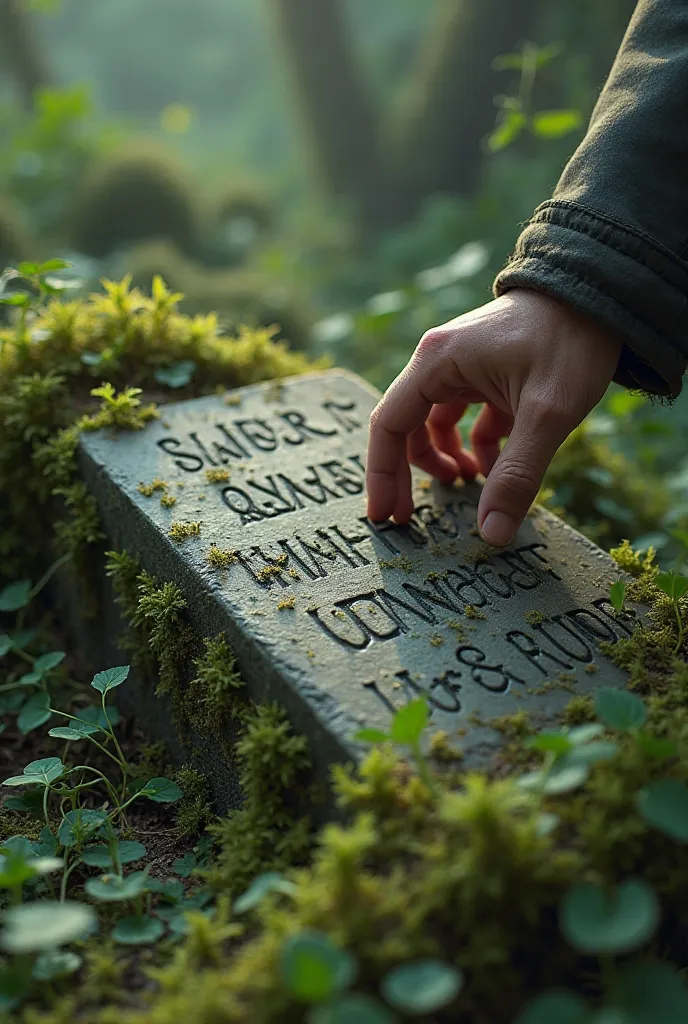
[355,698,438,794]
[609,580,627,612]
[655,571,688,653]
[519,723,618,795]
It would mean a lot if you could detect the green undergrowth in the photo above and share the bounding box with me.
[4,262,688,1021]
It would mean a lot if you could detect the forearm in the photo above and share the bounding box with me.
[495,0,688,397]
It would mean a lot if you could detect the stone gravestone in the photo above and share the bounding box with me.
[79,369,635,784]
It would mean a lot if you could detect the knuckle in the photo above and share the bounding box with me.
[496,458,541,498]
[417,327,446,354]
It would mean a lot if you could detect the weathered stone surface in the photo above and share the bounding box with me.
[79,369,635,778]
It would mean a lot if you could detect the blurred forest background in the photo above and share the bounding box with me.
[2,0,688,563]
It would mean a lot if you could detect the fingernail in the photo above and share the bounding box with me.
[481,511,516,547]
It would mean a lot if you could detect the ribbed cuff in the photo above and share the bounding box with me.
[494,200,688,398]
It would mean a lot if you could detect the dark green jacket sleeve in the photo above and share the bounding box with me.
[494,0,688,398]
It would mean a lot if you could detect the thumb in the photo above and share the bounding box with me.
[477,399,575,547]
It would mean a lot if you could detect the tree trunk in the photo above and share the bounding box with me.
[0,0,50,110]
[266,0,380,218]
[381,0,540,226]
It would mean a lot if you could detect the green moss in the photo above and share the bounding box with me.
[169,520,201,542]
[133,576,193,699]
[173,764,215,837]
[207,703,312,898]
[184,634,244,735]
[69,142,199,258]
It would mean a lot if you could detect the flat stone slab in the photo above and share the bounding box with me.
[79,369,635,775]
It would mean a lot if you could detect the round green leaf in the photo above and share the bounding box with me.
[172,852,197,877]
[612,962,688,1023]
[85,871,148,903]
[0,580,32,612]
[514,990,592,1024]
[33,651,65,674]
[279,931,357,1003]
[566,741,619,767]
[48,727,85,741]
[519,762,589,795]
[58,809,108,848]
[310,994,396,1024]
[595,688,647,731]
[112,914,164,945]
[32,950,81,981]
[390,700,428,746]
[636,778,688,842]
[3,758,64,787]
[568,724,605,745]
[17,692,52,735]
[355,729,391,745]
[234,871,296,914]
[91,665,130,694]
[154,360,196,389]
[560,879,659,954]
[1,901,95,953]
[81,841,146,869]
[381,960,463,1015]
[527,731,572,756]
[142,777,183,803]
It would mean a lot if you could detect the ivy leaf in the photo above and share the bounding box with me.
[85,871,148,903]
[390,700,429,746]
[0,292,30,307]
[32,950,81,981]
[595,688,647,732]
[17,693,52,735]
[487,109,527,152]
[0,580,32,612]
[33,651,65,674]
[112,914,164,945]
[58,809,108,848]
[48,727,86,742]
[609,582,627,613]
[91,665,130,694]
[656,572,688,601]
[518,761,589,795]
[154,360,196,389]
[381,960,464,1015]
[172,852,197,878]
[354,728,391,745]
[611,961,688,1023]
[1,901,95,953]
[279,931,357,1003]
[514,990,591,1024]
[234,871,296,914]
[81,841,146,869]
[636,778,688,842]
[36,258,71,273]
[560,878,659,954]
[527,731,572,756]
[141,777,183,804]
[531,109,582,139]
[3,758,64,788]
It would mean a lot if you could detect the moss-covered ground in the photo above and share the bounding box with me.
[2,272,688,1023]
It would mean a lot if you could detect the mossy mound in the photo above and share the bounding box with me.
[2,268,688,1023]
[204,182,277,267]
[68,144,199,259]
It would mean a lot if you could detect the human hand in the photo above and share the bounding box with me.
[366,288,622,546]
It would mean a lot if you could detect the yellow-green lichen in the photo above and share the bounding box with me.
[169,520,201,542]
